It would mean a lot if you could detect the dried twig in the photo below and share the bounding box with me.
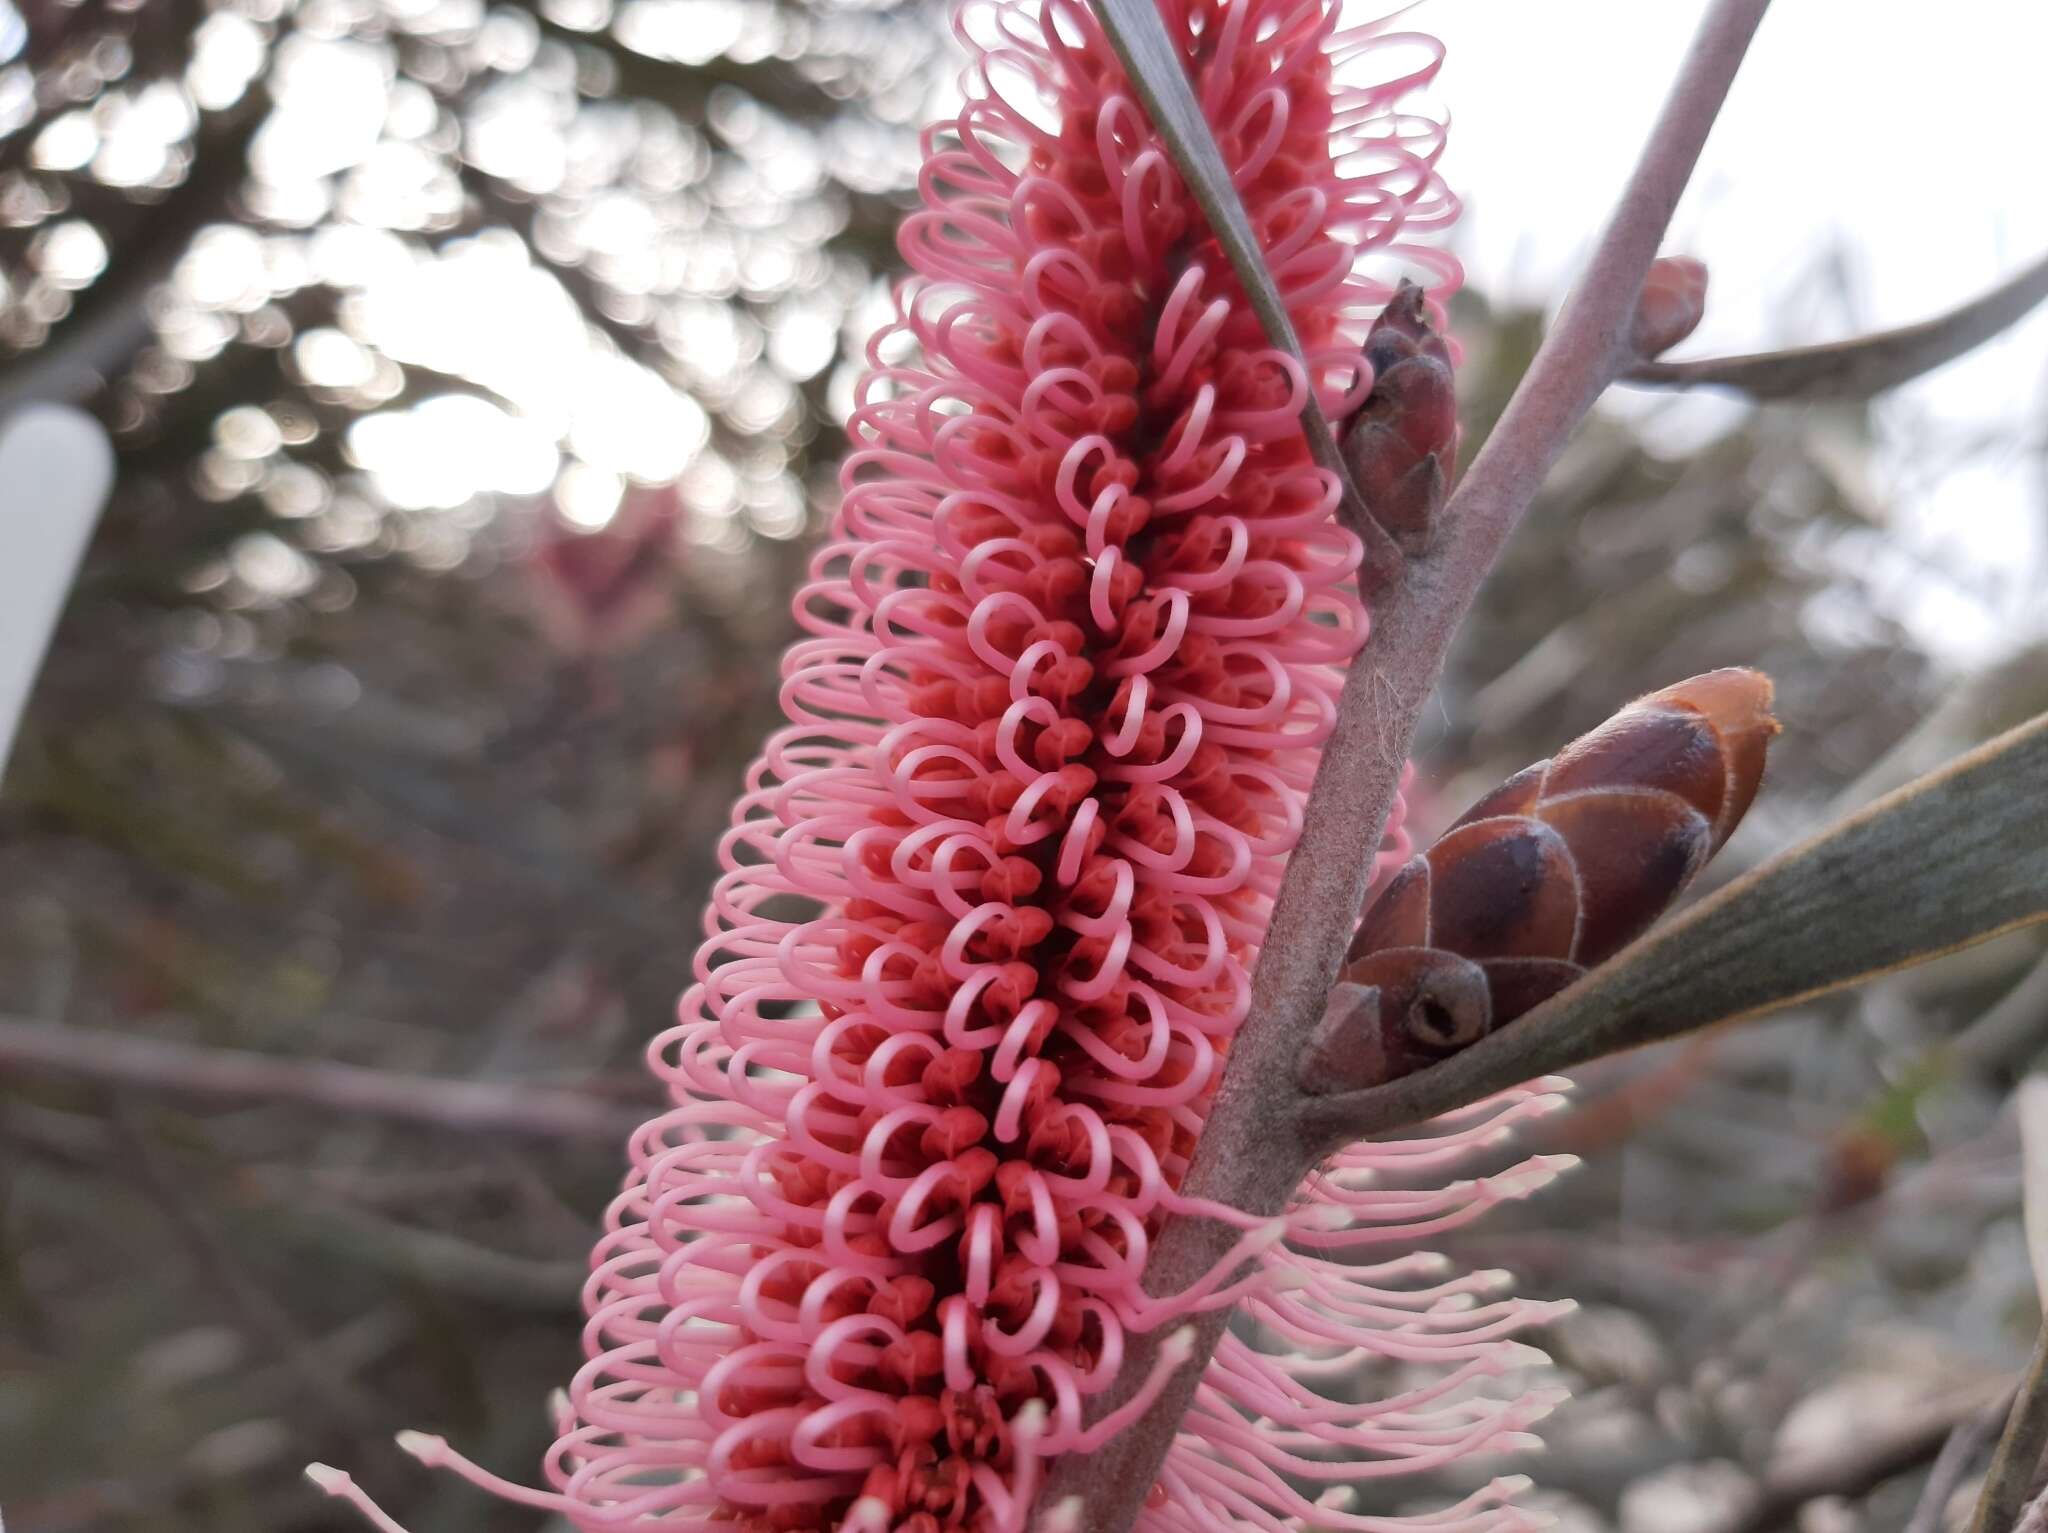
[1907,1395,2017,1533]
[0,1016,648,1142]
[1968,1083,2048,1533]
[1037,1,1775,1526]
[1713,1381,2012,1533]
[110,1101,387,1434]
[1624,249,2048,399]
[2021,1077,2048,1310]
[1971,1328,2048,1533]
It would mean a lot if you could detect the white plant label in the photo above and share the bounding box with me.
[0,405,116,778]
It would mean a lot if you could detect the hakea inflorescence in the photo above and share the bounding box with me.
[1308,670,1780,1092]
[319,3,1605,1533]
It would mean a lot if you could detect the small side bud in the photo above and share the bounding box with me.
[1630,255,1708,360]
[1302,953,1492,1093]
[1343,280,1457,555]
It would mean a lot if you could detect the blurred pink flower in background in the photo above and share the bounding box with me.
[527,484,686,655]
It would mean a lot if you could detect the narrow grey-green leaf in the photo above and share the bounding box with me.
[1091,0,1393,572]
[1302,709,2048,1145]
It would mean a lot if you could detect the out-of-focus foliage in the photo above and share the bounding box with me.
[0,4,2043,1533]
[1,2,945,1527]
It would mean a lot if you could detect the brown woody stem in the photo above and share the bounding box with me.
[1039,0,1773,1526]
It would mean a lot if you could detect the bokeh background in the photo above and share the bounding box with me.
[1,2,2044,1531]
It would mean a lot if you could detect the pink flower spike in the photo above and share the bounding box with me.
[321,1,1577,1530]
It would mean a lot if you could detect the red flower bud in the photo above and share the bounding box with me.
[1343,280,1458,553]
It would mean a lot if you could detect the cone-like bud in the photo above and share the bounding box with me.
[1343,280,1457,554]
[1630,255,1709,360]
[1307,669,1779,1092]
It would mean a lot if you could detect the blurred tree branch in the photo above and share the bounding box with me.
[0,85,270,417]
[1907,1397,2016,1533]
[1972,1329,2048,1533]
[0,1016,649,1140]
[1711,1381,2013,1533]
[111,1100,388,1433]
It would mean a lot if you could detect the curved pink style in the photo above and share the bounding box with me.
[316,2,1575,1530]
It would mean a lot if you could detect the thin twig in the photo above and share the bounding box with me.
[110,1100,387,1434]
[1907,1395,2017,1533]
[1624,250,2048,400]
[1712,1381,2012,1533]
[1969,1082,2048,1533]
[1037,2,1773,1527]
[0,1016,648,1141]
[1970,1327,2048,1533]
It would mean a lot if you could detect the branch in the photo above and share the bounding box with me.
[506,0,860,124]
[1038,1,1774,1527]
[1301,709,2048,1146]
[1968,1082,2048,1533]
[1623,249,2048,400]
[0,1017,648,1142]
[1906,1396,2021,1533]
[111,1101,386,1433]
[1712,1381,2012,1533]
[1972,1328,2048,1533]
[0,83,270,416]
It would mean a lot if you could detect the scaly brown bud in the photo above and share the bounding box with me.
[1343,280,1457,555]
[1307,669,1779,1092]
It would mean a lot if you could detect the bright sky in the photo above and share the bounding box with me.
[7,1,2040,651]
[1421,0,2048,662]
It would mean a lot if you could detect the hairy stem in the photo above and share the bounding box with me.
[1039,0,1773,1526]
